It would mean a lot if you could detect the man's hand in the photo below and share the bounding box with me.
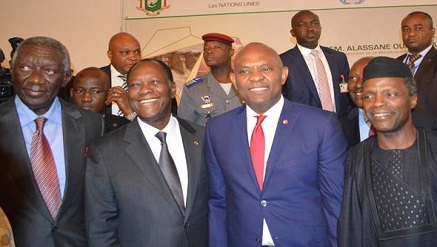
[105,86,134,116]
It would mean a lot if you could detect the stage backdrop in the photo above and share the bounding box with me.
[122,0,436,99]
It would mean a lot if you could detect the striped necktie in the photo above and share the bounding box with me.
[118,74,128,90]
[31,117,62,219]
[408,54,422,71]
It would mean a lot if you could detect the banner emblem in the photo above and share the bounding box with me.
[137,0,170,16]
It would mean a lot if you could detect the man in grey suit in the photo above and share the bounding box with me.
[85,58,208,246]
[0,36,103,246]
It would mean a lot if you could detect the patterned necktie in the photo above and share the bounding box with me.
[250,115,267,190]
[30,117,62,219]
[408,54,422,70]
[311,50,334,112]
[155,131,185,213]
[118,74,128,90]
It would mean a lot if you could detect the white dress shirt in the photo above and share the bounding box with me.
[137,116,189,205]
[246,96,284,246]
[297,44,337,112]
[110,65,127,116]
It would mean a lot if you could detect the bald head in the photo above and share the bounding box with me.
[347,57,374,108]
[107,32,141,75]
[233,42,284,70]
[71,67,110,113]
[231,42,288,114]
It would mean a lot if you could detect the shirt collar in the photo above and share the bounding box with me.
[15,95,62,128]
[110,64,124,77]
[246,95,284,119]
[137,115,179,142]
[297,44,322,56]
[408,44,433,58]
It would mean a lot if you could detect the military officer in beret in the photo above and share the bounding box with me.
[178,32,244,126]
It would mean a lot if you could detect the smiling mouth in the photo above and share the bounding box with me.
[139,98,159,104]
[372,112,394,118]
[25,88,47,96]
[250,87,268,92]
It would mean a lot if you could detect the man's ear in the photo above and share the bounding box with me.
[410,93,418,110]
[107,50,112,60]
[281,66,289,86]
[63,69,73,88]
[230,72,237,89]
[170,81,176,99]
[290,29,296,38]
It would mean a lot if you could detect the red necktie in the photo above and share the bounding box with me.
[250,115,267,190]
[368,124,376,137]
[311,50,334,112]
[30,117,62,219]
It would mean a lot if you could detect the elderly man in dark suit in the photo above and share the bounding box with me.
[397,11,437,125]
[0,36,103,247]
[280,10,352,115]
[85,58,208,246]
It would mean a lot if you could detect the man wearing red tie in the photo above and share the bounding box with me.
[0,36,102,247]
[206,42,347,247]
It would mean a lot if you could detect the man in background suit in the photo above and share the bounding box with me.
[206,42,346,247]
[100,32,141,121]
[0,36,102,246]
[280,10,351,115]
[397,11,437,125]
[339,57,374,148]
[85,59,208,246]
[70,67,129,133]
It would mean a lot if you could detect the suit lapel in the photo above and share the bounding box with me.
[291,47,322,107]
[124,121,185,216]
[263,102,299,188]
[233,107,261,192]
[59,103,87,217]
[178,119,202,219]
[415,46,437,78]
[0,100,54,221]
[322,47,342,112]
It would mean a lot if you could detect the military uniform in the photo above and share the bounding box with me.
[178,72,243,126]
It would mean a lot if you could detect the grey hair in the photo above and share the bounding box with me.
[405,76,417,95]
[11,36,71,74]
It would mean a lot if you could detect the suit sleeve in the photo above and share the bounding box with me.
[318,113,347,247]
[205,123,228,247]
[85,142,120,247]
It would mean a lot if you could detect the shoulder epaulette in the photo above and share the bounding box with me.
[185,77,203,88]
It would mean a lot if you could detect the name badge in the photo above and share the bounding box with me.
[200,96,214,109]
[339,74,348,93]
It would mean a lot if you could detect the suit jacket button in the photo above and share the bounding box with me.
[256,237,262,243]
[184,223,190,228]
[260,200,267,207]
